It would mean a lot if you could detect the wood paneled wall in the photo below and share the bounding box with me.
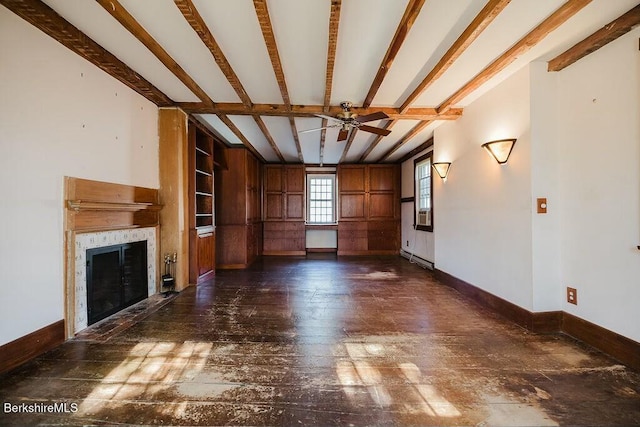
[262,165,305,255]
[215,148,263,268]
[337,164,400,255]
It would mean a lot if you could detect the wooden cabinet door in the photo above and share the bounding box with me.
[190,230,215,283]
[285,166,305,193]
[197,232,215,277]
[264,165,283,192]
[339,165,367,192]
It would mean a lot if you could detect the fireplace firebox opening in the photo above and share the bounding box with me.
[86,241,148,326]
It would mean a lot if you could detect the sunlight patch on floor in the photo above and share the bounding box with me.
[337,342,461,417]
[75,341,212,417]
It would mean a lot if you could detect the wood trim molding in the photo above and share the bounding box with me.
[65,177,160,232]
[67,200,162,212]
[0,320,65,375]
[435,268,640,371]
[306,248,338,253]
[177,103,463,121]
[563,312,640,371]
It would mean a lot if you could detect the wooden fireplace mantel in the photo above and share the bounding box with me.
[65,177,161,232]
[63,177,162,339]
[67,200,162,213]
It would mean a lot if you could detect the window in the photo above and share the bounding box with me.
[306,174,336,224]
[414,152,433,231]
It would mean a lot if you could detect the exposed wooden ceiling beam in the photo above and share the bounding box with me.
[0,0,173,106]
[397,137,434,163]
[548,3,640,71]
[324,0,342,112]
[399,0,511,113]
[358,120,397,162]
[253,0,303,163]
[177,102,462,120]
[377,120,432,162]
[338,128,359,163]
[363,0,426,108]
[437,0,592,113]
[253,116,285,163]
[217,114,265,163]
[288,117,304,163]
[253,0,290,107]
[175,0,252,107]
[96,0,213,106]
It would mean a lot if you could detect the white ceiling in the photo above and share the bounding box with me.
[35,0,640,164]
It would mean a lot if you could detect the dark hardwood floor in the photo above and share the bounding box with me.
[1,255,639,426]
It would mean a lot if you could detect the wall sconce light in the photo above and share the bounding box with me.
[482,138,517,164]
[432,162,451,180]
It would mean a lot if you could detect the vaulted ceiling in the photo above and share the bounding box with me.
[3,0,639,164]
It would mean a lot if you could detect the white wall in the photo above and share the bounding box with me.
[530,62,562,312]
[434,66,533,310]
[400,151,435,263]
[418,29,640,343]
[0,8,159,346]
[556,27,640,342]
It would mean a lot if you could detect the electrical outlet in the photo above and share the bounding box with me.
[567,287,577,305]
[406,240,409,247]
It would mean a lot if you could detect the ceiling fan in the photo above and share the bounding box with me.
[299,101,392,141]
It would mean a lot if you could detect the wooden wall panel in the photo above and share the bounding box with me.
[264,165,283,192]
[286,166,305,192]
[286,194,304,220]
[339,165,367,192]
[336,164,400,255]
[265,193,284,220]
[216,225,248,268]
[214,149,247,226]
[340,194,366,219]
[369,165,395,192]
[369,193,395,219]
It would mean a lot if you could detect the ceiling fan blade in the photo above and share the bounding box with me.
[337,129,348,141]
[359,125,392,136]
[314,114,340,122]
[355,111,389,123]
[298,126,333,134]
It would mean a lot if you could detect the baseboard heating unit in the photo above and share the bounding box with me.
[400,249,434,270]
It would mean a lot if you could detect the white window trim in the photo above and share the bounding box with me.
[306,173,337,225]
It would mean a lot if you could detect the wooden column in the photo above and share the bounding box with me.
[159,108,190,290]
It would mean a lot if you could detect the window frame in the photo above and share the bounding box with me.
[306,173,337,225]
[414,152,433,232]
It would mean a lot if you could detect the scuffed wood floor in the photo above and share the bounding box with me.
[1,255,639,426]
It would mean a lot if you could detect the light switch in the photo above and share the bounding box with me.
[537,198,547,214]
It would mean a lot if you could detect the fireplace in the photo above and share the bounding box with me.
[86,241,148,326]
[73,227,157,333]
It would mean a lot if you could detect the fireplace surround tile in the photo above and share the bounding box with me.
[74,227,156,333]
